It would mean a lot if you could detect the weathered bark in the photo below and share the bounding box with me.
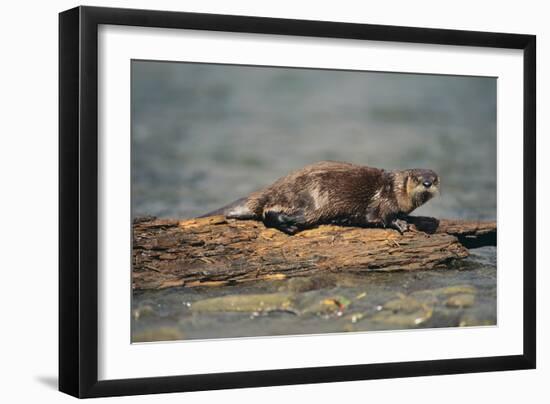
[132,215,496,290]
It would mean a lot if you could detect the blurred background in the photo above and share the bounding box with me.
[131,60,497,341]
[131,61,496,221]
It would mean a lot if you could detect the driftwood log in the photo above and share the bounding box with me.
[132,215,496,291]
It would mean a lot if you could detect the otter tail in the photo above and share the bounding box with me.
[198,197,256,219]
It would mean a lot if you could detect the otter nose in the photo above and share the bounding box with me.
[422,180,432,188]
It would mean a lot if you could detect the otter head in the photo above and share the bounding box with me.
[406,168,440,210]
[394,169,440,213]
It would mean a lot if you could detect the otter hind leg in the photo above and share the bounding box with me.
[263,210,307,235]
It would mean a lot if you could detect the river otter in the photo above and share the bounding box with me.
[202,161,440,234]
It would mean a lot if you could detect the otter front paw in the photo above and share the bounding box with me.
[390,218,410,234]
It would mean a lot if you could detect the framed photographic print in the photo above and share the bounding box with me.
[59,6,536,398]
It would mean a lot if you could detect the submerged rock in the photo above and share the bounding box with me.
[383,297,424,313]
[371,295,433,327]
[446,293,476,308]
[299,295,352,316]
[410,284,477,299]
[191,293,294,313]
[459,313,496,327]
[132,327,184,342]
[371,306,433,327]
[434,285,477,296]
[132,304,155,320]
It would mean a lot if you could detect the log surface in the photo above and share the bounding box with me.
[132,215,496,291]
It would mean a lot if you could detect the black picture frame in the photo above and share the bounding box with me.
[59,5,536,398]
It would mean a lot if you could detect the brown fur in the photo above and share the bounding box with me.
[209,161,440,234]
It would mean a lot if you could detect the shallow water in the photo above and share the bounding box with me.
[131,61,496,341]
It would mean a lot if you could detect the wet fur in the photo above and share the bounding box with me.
[203,161,439,234]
